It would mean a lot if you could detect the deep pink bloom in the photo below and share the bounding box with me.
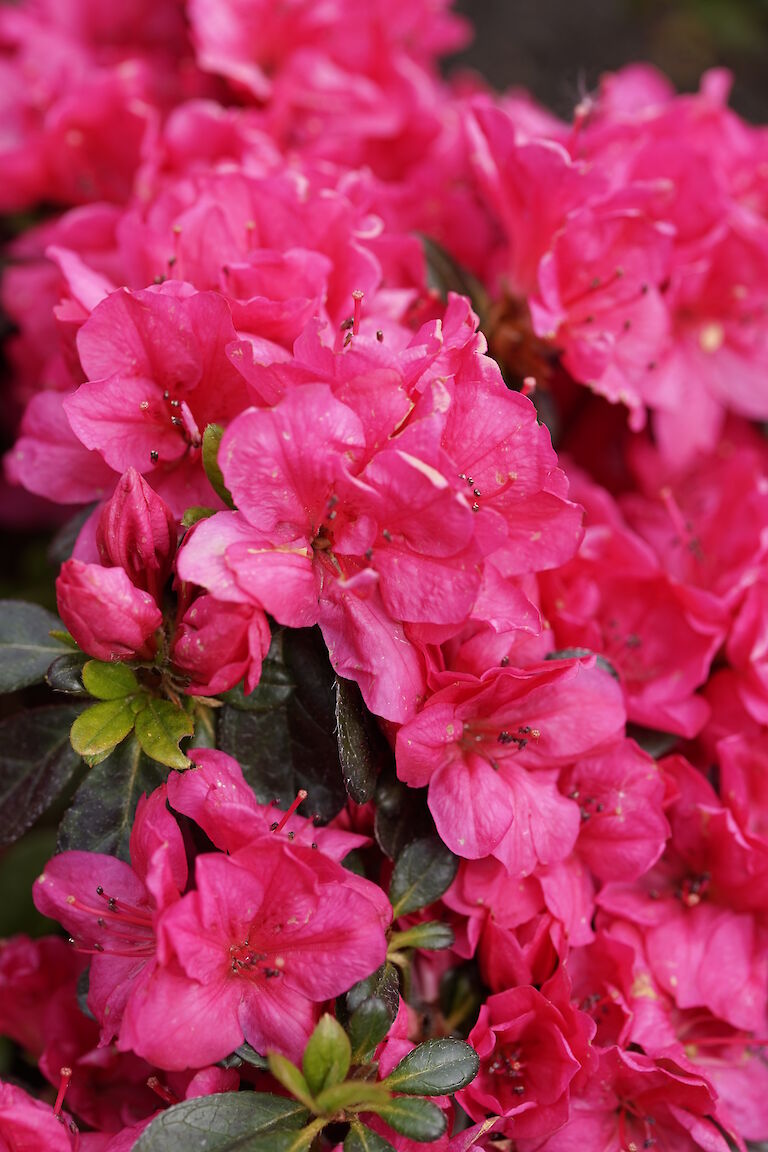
[0,1079,77,1151]
[33,786,187,1046]
[120,838,390,1068]
[171,593,271,696]
[56,558,163,661]
[457,971,594,1142]
[396,655,625,872]
[168,747,370,859]
[97,469,177,602]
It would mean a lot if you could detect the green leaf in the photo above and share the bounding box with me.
[335,677,389,804]
[312,1080,391,1115]
[0,600,69,692]
[46,653,89,696]
[219,1043,269,1071]
[373,771,435,860]
[182,505,216,528]
[267,1053,316,1111]
[133,1092,309,1152]
[344,1123,396,1152]
[348,997,394,1064]
[134,697,194,769]
[383,1039,479,1096]
[389,922,454,952]
[70,699,136,764]
[82,660,141,700]
[345,964,400,1023]
[302,1014,351,1097]
[202,424,235,508]
[0,705,84,847]
[57,735,168,860]
[219,628,346,821]
[389,837,458,918]
[368,1097,446,1141]
[546,647,619,680]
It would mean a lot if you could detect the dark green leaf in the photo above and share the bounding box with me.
[192,703,217,749]
[335,677,389,804]
[182,506,216,528]
[0,827,58,937]
[219,1043,269,1071]
[47,504,98,566]
[383,1039,479,1096]
[373,771,435,860]
[46,653,89,696]
[302,1014,351,1097]
[420,235,489,324]
[0,705,84,847]
[219,628,346,821]
[134,697,194,769]
[348,997,393,1064]
[389,838,458,918]
[70,699,136,764]
[438,964,483,1033]
[57,735,168,860]
[344,1123,396,1152]
[202,424,235,509]
[546,648,619,680]
[133,1092,309,1152]
[0,600,69,692]
[345,964,400,1023]
[626,724,679,759]
[82,660,141,700]
[389,922,454,951]
[369,1097,446,1141]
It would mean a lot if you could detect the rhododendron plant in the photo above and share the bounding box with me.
[2,0,768,1149]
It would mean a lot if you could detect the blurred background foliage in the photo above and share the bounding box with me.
[452,0,768,120]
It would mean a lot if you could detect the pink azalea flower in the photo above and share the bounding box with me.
[457,970,595,1142]
[33,786,187,1046]
[0,1079,78,1151]
[96,468,177,602]
[167,747,370,859]
[396,655,625,872]
[120,837,390,1068]
[171,593,271,696]
[56,558,163,661]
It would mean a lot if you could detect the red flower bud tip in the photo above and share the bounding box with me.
[272,789,308,834]
[53,1067,72,1118]
[521,375,536,397]
[351,289,364,335]
[97,468,177,601]
[147,1076,180,1106]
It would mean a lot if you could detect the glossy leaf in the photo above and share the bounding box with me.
[389,838,458,918]
[0,705,83,847]
[134,1092,309,1151]
[388,922,454,952]
[57,735,168,860]
[369,1097,446,1142]
[0,600,69,692]
[344,1124,396,1152]
[267,1053,316,1111]
[70,698,136,765]
[348,997,394,1065]
[302,1014,351,1097]
[345,964,400,1023]
[335,677,389,804]
[312,1080,391,1115]
[373,771,435,860]
[383,1039,479,1096]
[82,659,141,700]
[219,628,346,820]
[134,697,194,770]
[46,653,89,696]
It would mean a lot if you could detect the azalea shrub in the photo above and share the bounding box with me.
[2,1,768,1150]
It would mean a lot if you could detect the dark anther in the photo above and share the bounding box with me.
[269,821,279,831]
[376,330,384,342]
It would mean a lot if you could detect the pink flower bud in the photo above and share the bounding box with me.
[171,594,270,695]
[97,469,177,601]
[56,559,163,661]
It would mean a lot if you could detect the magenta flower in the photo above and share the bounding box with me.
[120,838,390,1068]
[56,558,163,662]
[33,786,187,1046]
[96,467,177,602]
[0,1079,78,1151]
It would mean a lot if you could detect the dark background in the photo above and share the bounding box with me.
[450,0,768,121]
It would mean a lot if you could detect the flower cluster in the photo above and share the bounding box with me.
[2,0,768,1150]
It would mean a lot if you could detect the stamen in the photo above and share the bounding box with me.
[272,790,308,833]
[53,1067,72,1117]
[352,289,364,336]
[147,1076,180,1106]
[180,400,202,447]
